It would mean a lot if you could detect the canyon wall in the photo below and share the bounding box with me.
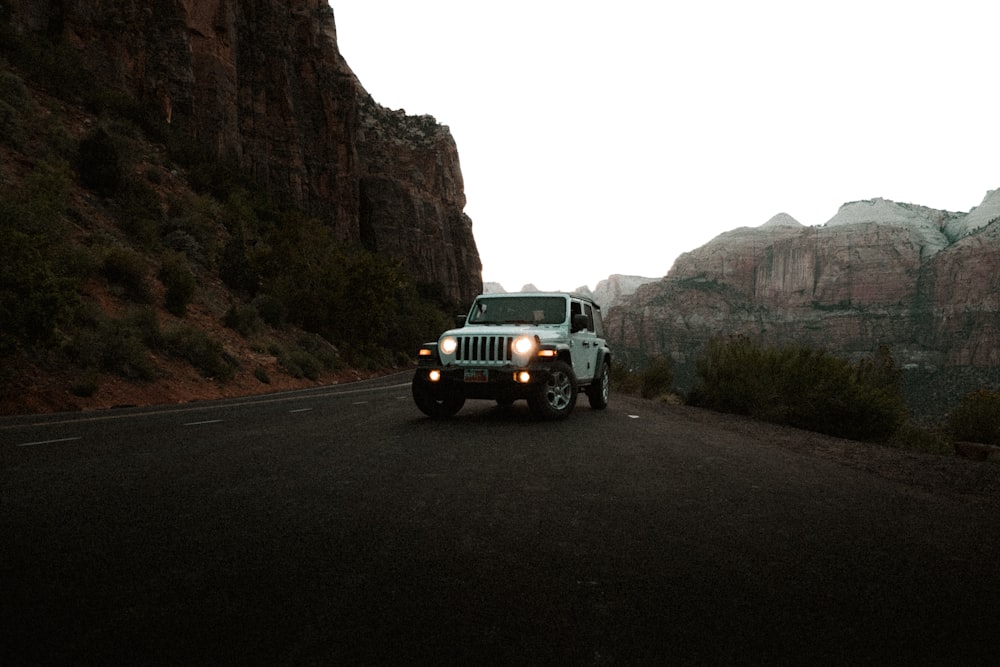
[6,0,481,305]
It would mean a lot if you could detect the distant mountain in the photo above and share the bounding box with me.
[482,275,657,311]
[604,190,1000,420]
[587,275,659,311]
[482,282,506,294]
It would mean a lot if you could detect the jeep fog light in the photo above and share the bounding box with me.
[440,336,458,355]
[515,371,531,383]
[429,369,442,382]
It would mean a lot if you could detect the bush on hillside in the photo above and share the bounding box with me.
[688,336,907,442]
[159,252,196,316]
[162,325,235,381]
[0,226,78,354]
[115,177,163,250]
[610,360,641,395]
[224,303,264,338]
[77,127,124,197]
[67,308,160,381]
[947,390,1000,445]
[610,357,676,400]
[640,356,674,399]
[101,246,151,303]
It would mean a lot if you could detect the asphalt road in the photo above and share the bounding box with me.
[2,374,999,665]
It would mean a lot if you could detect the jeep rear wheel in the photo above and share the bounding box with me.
[587,361,610,409]
[528,361,577,420]
[412,377,465,418]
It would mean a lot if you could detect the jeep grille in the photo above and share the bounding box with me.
[454,335,515,365]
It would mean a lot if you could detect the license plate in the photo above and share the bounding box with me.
[464,369,489,383]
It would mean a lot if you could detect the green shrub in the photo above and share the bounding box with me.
[252,294,287,328]
[162,325,235,381]
[640,356,674,399]
[295,332,341,368]
[947,390,1000,445]
[64,307,161,381]
[101,246,151,302]
[688,336,907,442]
[13,159,72,238]
[163,193,221,266]
[0,99,25,147]
[159,253,196,316]
[0,226,78,354]
[115,178,163,249]
[224,303,264,337]
[77,127,124,197]
[0,70,29,109]
[276,334,341,380]
[280,348,323,380]
[610,360,642,395]
[887,422,953,456]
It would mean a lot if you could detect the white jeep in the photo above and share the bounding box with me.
[412,292,612,420]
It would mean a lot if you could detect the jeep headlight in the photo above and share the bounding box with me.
[440,336,458,356]
[513,335,535,355]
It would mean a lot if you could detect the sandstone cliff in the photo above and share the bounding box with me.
[606,191,1000,418]
[6,0,481,306]
[583,275,659,311]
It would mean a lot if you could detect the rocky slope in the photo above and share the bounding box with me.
[6,0,481,306]
[606,191,1000,419]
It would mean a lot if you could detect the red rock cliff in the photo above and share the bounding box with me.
[7,0,481,306]
[606,194,1000,417]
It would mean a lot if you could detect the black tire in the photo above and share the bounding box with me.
[587,361,610,410]
[412,377,465,418]
[528,361,577,420]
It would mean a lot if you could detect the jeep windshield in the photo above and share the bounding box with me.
[467,296,567,325]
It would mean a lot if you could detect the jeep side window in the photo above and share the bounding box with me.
[592,305,605,337]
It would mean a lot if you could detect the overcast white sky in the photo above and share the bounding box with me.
[332,1,997,292]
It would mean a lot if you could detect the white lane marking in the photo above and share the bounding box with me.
[3,381,412,430]
[628,415,640,419]
[352,401,369,406]
[183,419,224,426]
[16,436,82,447]
[289,408,313,413]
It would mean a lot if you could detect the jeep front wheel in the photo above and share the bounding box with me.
[412,376,465,418]
[528,361,577,420]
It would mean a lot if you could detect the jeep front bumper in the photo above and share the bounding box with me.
[413,365,555,401]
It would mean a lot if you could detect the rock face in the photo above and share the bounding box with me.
[606,192,1000,418]
[479,275,656,311]
[6,0,481,306]
[586,275,659,311]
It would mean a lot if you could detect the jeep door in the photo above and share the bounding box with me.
[569,299,601,382]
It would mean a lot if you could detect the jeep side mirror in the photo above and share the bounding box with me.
[455,315,467,328]
[571,314,589,333]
